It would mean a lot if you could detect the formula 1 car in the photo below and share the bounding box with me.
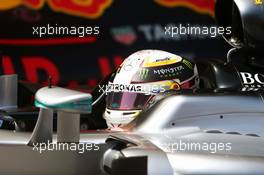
[0,0,264,174]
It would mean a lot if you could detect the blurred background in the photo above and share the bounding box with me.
[0,0,231,88]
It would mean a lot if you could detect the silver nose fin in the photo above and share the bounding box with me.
[28,86,92,146]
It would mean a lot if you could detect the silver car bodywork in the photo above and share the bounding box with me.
[0,83,264,175]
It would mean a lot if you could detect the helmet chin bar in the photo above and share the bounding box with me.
[28,86,92,146]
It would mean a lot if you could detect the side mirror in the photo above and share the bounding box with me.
[28,86,92,146]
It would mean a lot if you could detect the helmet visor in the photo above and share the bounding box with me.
[106,92,154,110]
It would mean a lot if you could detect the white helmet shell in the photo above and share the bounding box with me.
[113,50,182,84]
[103,50,199,129]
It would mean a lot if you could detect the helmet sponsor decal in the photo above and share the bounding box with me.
[182,58,193,69]
[99,83,166,94]
[139,68,149,79]
[122,57,143,71]
[107,83,142,93]
[132,61,195,83]
[143,56,181,67]
[163,81,181,90]
[153,65,184,76]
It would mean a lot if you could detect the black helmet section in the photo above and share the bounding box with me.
[131,58,195,84]
[215,0,264,51]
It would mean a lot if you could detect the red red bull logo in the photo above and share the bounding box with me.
[155,0,216,17]
[0,0,112,19]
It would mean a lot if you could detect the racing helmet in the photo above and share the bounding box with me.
[103,50,199,129]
